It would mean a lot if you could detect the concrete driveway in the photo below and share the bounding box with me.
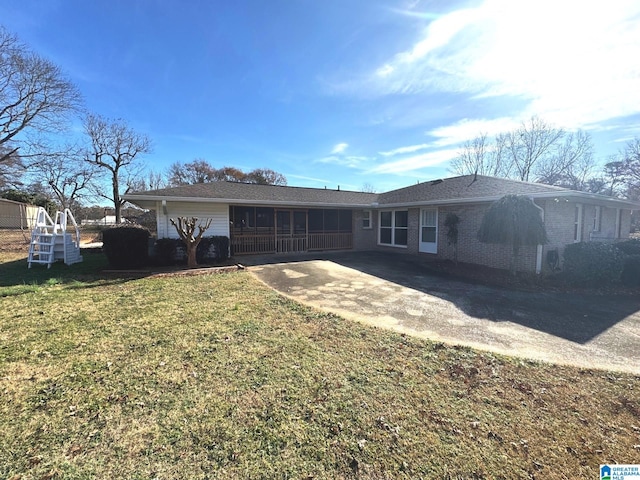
[245,251,640,374]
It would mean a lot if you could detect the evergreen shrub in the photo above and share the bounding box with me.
[102,225,150,269]
[563,242,625,285]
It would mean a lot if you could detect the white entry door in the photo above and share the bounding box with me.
[419,208,438,254]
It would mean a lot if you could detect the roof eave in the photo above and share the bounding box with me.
[376,191,640,209]
[123,194,376,209]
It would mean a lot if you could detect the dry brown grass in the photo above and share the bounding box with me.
[0,252,639,479]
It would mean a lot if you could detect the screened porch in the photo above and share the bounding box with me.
[230,206,353,255]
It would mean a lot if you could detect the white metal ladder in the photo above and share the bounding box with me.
[27,207,83,268]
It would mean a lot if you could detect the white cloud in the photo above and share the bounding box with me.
[379,143,431,156]
[287,174,334,185]
[346,0,640,132]
[369,148,459,174]
[317,155,370,169]
[427,117,521,147]
[331,142,349,154]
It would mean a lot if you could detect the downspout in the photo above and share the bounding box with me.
[531,198,544,275]
[162,200,168,238]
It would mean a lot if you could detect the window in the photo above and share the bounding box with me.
[574,204,583,242]
[421,209,437,243]
[592,206,601,232]
[378,210,408,247]
[362,210,371,229]
[380,211,392,244]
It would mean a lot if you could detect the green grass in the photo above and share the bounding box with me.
[0,249,109,297]
[0,253,638,479]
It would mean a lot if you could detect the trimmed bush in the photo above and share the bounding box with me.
[211,236,230,261]
[148,236,230,266]
[615,238,640,256]
[563,242,625,286]
[102,225,150,269]
[621,254,640,286]
[196,236,230,264]
[153,238,179,266]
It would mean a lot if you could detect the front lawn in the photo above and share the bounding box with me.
[0,253,638,479]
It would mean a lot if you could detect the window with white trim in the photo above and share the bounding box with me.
[574,204,583,242]
[592,206,601,232]
[362,210,372,229]
[379,210,408,247]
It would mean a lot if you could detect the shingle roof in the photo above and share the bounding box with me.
[126,181,378,206]
[377,174,567,205]
[125,175,639,209]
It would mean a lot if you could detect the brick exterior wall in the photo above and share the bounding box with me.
[352,201,634,274]
[353,209,378,250]
[435,204,537,272]
[539,199,632,271]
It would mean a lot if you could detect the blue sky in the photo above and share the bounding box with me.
[4,0,640,192]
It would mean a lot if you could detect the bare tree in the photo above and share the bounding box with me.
[84,113,151,223]
[534,130,595,190]
[504,117,564,182]
[361,182,377,193]
[621,137,640,190]
[0,144,24,188]
[450,133,510,178]
[39,152,96,208]
[170,216,212,268]
[0,27,81,163]
[451,117,568,183]
[128,169,167,192]
[22,137,96,209]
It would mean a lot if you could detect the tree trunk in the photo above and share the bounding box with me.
[113,174,121,224]
[510,244,519,276]
[186,245,197,268]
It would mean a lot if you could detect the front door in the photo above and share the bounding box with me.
[419,208,438,254]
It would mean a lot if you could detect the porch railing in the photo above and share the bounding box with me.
[308,232,352,251]
[231,234,276,255]
[276,234,307,253]
[231,232,353,255]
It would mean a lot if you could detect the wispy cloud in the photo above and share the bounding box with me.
[427,117,521,147]
[317,155,371,168]
[331,0,640,133]
[331,142,349,154]
[287,174,334,185]
[379,143,431,157]
[369,148,459,174]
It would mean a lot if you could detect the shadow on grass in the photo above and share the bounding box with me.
[1,249,240,297]
[0,250,136,297]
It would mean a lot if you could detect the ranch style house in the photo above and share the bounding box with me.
[124,174,639,274]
